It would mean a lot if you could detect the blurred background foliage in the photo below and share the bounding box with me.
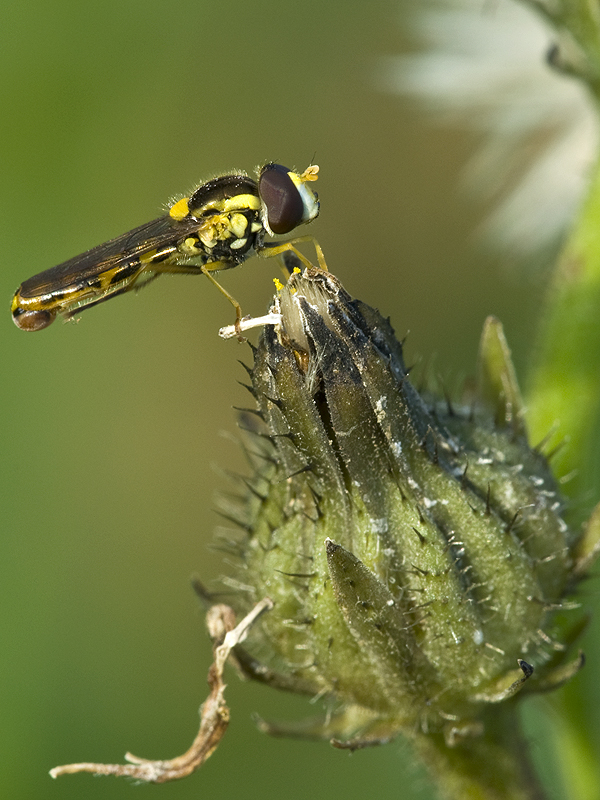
[1,1,598,798]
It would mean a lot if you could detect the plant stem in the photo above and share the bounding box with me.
[412,705,547,800]
[526,152,600,521]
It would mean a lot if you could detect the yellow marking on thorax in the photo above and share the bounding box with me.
[194,194,260,216]
[181,237,202,255]
[222,194,260,213]
[198,217,227,248]
[229,213,248,239]
[169,197,190,221]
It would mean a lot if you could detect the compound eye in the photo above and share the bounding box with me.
[259,163,304,235]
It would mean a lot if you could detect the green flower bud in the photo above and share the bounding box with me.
[217,267,598,752]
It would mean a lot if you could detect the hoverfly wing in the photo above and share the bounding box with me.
[18,215,192,298]
[12,213,211,330]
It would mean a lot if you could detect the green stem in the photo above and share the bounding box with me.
[523,80,600,800]
[552,689,600,800]
[412,705,547,800]
[525,151,600,522]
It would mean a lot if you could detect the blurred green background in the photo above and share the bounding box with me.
[1,1,598,799]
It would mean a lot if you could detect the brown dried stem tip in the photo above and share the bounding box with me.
[49,597,272,783]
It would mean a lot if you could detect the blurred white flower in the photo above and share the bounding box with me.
[378,0,597,263]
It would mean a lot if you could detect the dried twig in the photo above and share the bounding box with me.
[50,597,273,783]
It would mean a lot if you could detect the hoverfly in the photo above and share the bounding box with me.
[11,163,323,331]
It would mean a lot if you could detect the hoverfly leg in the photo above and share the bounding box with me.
[200,265,246,341]
[258,236,328,273]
